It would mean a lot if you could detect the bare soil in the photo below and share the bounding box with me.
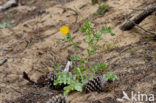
[0,0,155,103]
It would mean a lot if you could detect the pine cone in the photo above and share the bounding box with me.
[83,76,109,93]
[37,71,66,90]
[37,71,57,87]
[37,74,48,86]
[45,71,57,87]
[46,94,68,103]
[46,72,67,90]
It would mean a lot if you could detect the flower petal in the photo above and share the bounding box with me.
[60,26,69,35]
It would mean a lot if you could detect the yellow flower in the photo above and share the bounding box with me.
[60,26,69,35]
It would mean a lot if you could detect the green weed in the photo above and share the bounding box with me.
[130,49,137,55]
[0,21,12,29]
[103,42,117,51]
[91,0,108,5]
[91,0,98,4]
[95,4,110,16]
[55,19,117,96]
[103,72,118,81]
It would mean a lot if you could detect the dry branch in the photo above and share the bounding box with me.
[120,5,156,31]
[0,0,18,11]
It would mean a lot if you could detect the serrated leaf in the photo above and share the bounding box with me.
[64,85,74,96]
[103,72,118,81]
[91,63,107,73]
[94,32,102,41]
[100,26,111,34]
[110,32,115,36]
[70,56,80,61]
[74,83,83,92]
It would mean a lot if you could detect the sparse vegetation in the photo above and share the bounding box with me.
[103,41,117,51]
[91,0,98,5]
[95,4,110,16]
[103,72,118,81]
[0,0,155,102]
[91,0,108,4]
[54,19,117,96]
[102,0,107,2]
[0,21,12,29]
[130,49,137,55]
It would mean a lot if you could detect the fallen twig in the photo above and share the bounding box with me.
[126,18,156,36]
[11,87,43,95]
[120,5,156,31]
[0,58,7,66]
[59,7,79,23]
[10,87,23,94]
[0,0,18,11]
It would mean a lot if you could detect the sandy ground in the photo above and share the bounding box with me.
[0,0,155,103]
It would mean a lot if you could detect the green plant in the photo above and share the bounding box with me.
[91,0,98,4]
[102,0,107,2]
[91,0,108,4]
[55,63,61,72]
[0,21,12,29]
[55,19,117,96]
[130,49,137,55]
[54,71,83,96]
[103,42,117,51]
[95,4,110,16]
[103,72,118,81]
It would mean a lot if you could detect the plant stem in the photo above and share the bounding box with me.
[71,41,84,62]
